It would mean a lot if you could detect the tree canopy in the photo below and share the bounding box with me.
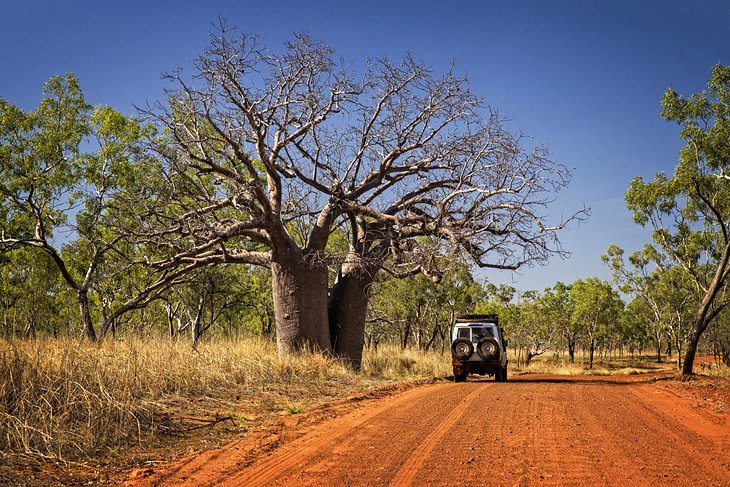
[626,64,730,374]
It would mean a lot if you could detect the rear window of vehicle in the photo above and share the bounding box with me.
[471,327,495,342]
[456,326,496,342]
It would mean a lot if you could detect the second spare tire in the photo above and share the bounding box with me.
[477,336,500,360]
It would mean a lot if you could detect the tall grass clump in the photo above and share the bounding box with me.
[0,336,360,461]
[700,362,730,379]
[0,338,154,460]
[361,345,452,379]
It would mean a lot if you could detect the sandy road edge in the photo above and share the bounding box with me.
[123,377,444,486]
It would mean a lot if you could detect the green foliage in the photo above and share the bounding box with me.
[0,248,64,337]
[368,259,483,350]
[0,74,151,338]
[569,277,624,367]
[623,64,730,373]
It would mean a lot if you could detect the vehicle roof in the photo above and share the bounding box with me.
[455,322,497,326]
[455,314,498,323]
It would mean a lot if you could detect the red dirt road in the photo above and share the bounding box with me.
[129,374,730,486]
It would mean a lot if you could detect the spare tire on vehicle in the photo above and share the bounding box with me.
[476,336,500,360]
[451,338,474,360]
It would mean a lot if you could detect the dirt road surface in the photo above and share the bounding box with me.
[128,374,730,486]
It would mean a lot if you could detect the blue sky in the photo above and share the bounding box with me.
[2,1,728,293]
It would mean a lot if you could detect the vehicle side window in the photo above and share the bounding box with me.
[457,328,470,340]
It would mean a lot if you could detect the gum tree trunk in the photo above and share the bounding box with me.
[78,289,97,341]
[682,287,726,375]
[271,245,331,355]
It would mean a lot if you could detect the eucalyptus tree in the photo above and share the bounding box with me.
[657,265,695,368]
[518,290,556,365]
[140,23,585,364]
[0,75,150,340]
[621,300,650,357]
[542,282,578,362]
[626,64,730,374]
[0,248,62,337]
[706,306,729,366]
[0,75,200,340]
[569,278,624,369]
[604,244,670,362]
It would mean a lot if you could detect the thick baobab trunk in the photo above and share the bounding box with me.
[78,290,97,341]
[271,247,331,355]
[328,254,378,369]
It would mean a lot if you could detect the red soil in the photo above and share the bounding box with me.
[125,372,730,486]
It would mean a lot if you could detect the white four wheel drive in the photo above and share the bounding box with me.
[451,314,508,382]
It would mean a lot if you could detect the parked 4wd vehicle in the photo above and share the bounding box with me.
[451,314,508,382]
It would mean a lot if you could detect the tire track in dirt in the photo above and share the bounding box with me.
[127,374,730,486]
[284,383,482,485]
[387,387,483,486]
[223,383,471,487]
[528,381,652,485]
[411,379,624,486]
[398,376,729,486]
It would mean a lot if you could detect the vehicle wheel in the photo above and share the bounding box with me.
[453,369,467,382]
[476,336,499,360]
[451,338,474,361]
[494,367,503,382]
[501,365,508,382]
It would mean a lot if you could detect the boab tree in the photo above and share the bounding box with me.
[140,24,585,361]
[327,116,585,365]
[626,64,730,375]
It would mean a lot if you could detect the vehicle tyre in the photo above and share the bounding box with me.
[494,367,503,381]
[501,365,508,382]
[476,336,499,360]
[451,338,474,360]
[453,367,467,382]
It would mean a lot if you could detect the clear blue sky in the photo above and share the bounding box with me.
[2,1,728,293]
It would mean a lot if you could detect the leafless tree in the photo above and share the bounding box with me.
[137,22,586,362]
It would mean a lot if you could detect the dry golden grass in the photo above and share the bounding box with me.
[0,337,451,461]
[509,350,680,376]
[362,345,451,378]
[700,362,730,379]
